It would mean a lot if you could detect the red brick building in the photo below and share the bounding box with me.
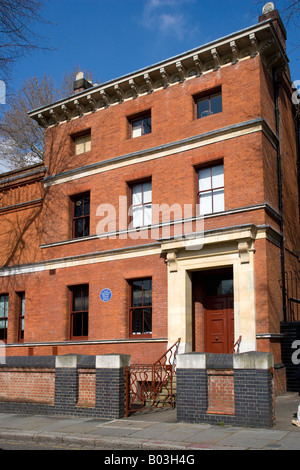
[0,7,299,388]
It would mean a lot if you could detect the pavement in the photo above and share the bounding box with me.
[0,392,299,451]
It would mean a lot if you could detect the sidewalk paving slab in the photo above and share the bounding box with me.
[0,393,299,450]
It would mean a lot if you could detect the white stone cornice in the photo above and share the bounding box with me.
[211,48,221,70]
[193,54,204,77]
[100,89,110,107]
[87,94,97,112]
[160,67,169,88]
[114,84,125,103]
[129,79,138,98]
[27,20,289,128]
[230,41,239,64]
[144,73,154,93]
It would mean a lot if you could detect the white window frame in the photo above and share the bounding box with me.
[130,181,152,228]
[198,164,224,215]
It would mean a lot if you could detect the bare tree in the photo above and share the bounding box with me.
[0,66,96,172]
[0,0,48,77]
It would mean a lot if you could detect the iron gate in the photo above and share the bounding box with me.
[125,339,180,417]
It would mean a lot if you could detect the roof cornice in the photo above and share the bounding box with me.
[28,20,288,129]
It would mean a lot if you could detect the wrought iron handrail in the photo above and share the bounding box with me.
[153,338,181,368]
[231,335,242,354]
[125,338,181,416]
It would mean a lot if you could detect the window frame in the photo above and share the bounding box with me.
[129,180,152,228]
[194,88,222,120]
[17,292,25,343]
[128,110,152,139]
[69,284,89,340]
[71,192,90,239]
[0,294,9,343]
[197,163,225,216]
[129,278,152,338]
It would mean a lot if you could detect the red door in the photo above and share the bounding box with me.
[204,270,234,354]
[205,295,234,354]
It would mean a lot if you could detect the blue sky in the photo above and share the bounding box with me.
[6,0,300,96]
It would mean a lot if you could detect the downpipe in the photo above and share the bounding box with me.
[273,70,287,323]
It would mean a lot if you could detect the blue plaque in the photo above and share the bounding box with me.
[100,288,112,302]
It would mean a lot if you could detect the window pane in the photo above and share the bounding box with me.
[200,192,212,215]
[143,308,152,334]
[84,136,91,153]
[72,313,82,336]
[74,199,83,218]
[199,168,211,191]
[74,218,84,238]
[75,137,85,155]
[83,196,90,216]
[213,189,224,213]
[197,98,210,119]
[210,93,222,115]
[132,206,143,227]
[82,287,89,310]
[82,313,88,336]
[132,184,142,205]
[0,296,8,318]
[21,294,25,315]
[0,325,7,340]
[144,205,152,226]
[212,165,224,189]
[84,216,90,237]
[132,281,143,307]
[132,120,143,138]
[142,117,151,135]
[132,309,142,334]
[143,280,152,306]
[143,182,152,203]
[73,294,82,312]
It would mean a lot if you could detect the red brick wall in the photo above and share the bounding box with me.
[77,369,96,407]
[0,368,55,404]
[207,369,235,415]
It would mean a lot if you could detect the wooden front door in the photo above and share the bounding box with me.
[204,269,234,354]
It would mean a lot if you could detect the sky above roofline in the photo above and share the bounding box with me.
[3,0,300,96]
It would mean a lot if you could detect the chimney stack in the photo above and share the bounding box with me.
[73,72,93,94]
[259,2,287,50]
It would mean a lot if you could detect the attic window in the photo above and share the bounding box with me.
[194,89,222,119]
[128,111,151,138]
[74,132,91,155]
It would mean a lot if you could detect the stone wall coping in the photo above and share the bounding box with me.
[95,354,131,369]
[177,352,274,370]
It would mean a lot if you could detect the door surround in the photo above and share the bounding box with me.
[161,225,258,354]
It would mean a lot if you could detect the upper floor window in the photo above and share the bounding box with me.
[0,294,9,342]
[75,132,91,155]
[195,91,222,119]
[129,279,152,337]
[71,193,90,238]
[18,292,25,343]
[129,112,151,138]
[130,181,152,228]
[69,285,89,339]
[198,164,224,215]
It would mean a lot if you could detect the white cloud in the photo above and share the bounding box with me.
[141,0,196,40]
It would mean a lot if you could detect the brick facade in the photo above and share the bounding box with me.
[0,9,299,388]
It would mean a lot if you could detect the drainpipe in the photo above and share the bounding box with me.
[273,70,287,323]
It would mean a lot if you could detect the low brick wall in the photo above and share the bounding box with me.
[177,352,275,429]
[0,354,130,419]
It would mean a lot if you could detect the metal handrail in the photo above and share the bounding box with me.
[231,336,242,354]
